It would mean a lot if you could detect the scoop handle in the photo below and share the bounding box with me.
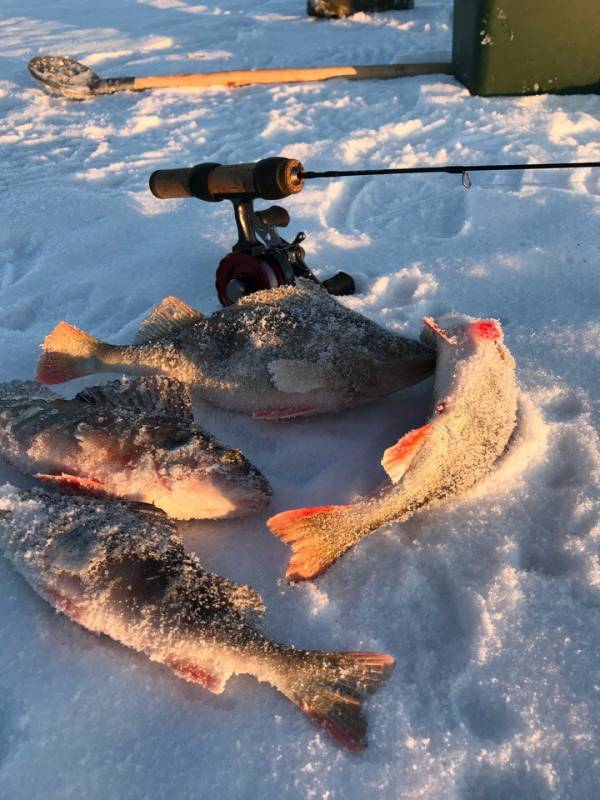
[133,66,356,90]
[131,62,452,91]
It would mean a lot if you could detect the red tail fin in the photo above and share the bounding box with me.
[268,504,356,581]
[36,322,103,384]
[285,650,395,750]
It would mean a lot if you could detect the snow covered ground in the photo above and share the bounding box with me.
[1,1,599,797]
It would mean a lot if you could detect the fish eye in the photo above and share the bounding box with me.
[221,449,244,466]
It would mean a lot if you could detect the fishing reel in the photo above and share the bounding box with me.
[149,157,355,306]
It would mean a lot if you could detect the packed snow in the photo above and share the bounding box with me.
[0,1,599,798]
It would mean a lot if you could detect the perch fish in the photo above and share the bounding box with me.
[0,487,394,750]
[268,315,518,580]
[0,378,271,520]
[36,279,435,418]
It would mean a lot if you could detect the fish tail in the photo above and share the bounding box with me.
[267,504,364,581]
[282,649,395,751]
[36,322,112,384]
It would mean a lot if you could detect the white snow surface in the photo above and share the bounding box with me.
[0,1,599,797]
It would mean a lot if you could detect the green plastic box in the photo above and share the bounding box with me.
[452,0,600,96]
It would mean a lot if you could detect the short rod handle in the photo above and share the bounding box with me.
[149,158,305,202]
[149,168,194,199]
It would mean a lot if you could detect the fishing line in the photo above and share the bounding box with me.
[301,160,600,189]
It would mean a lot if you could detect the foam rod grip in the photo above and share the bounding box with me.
[149,168,193,199]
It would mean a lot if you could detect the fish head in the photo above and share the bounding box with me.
[422,315,513,401]
[127,422,272,521]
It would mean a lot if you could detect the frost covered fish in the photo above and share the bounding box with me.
[268,315,518,580]
[36,279,435,419]
[0,487,395,750]
[0,378,270,520]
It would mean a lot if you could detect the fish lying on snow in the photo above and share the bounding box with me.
[0,487,395,750]
[268,315,518,580]
[0,378,271,520]
[36,279,435,418]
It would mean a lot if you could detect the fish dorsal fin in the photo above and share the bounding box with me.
[381,423,432,483]
[134,296,202,345]
[268,359,329,394]
[75,377,193,421]
[0,380,56,404]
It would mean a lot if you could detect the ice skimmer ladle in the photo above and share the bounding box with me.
[27,55,452,100]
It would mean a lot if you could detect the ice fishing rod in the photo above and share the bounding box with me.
[149,157,600,306]
[301,160,600,188]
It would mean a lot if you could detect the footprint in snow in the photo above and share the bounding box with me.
[460,761,551,800]
[0,693,20,770]
[542,390,586,423]
[453,680,521,744]
[543,427,593,491]
[0,297,42,332]
[0,231,43,289]
[514,427,596,579]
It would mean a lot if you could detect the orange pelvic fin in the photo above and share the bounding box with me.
[381,422,432,483]
[35,473,109,497]
[268,504,353,581]
[165,658,225,693]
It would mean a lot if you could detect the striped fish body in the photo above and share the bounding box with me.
[0,488,394,750]
[37,280,435,418]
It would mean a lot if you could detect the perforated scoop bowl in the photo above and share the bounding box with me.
[28,55,100,99]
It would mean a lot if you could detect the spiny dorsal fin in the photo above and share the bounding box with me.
[0,380,57,404]
[75,377,193,421]
[134,296,202,345]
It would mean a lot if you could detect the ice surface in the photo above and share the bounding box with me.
[0,0,599,797]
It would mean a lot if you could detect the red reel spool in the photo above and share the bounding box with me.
[216,252,290,306]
